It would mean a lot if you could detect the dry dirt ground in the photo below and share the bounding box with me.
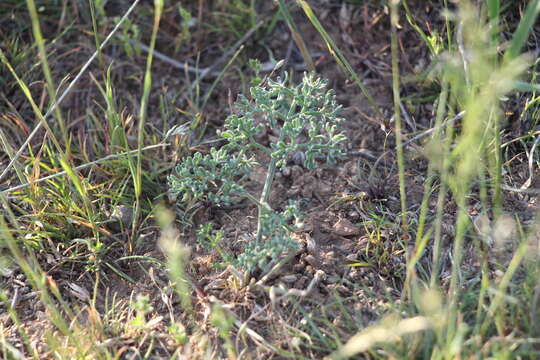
[1,1,539,358]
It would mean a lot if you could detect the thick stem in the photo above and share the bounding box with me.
[255,157,277,242]
[254,100,292,242]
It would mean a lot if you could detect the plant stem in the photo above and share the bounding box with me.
[255,157,277,243]
[390,0,410,299]
[131,0,163,251]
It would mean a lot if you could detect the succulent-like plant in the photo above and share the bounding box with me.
[167,147,255,208]
[168,68,346,274]
[220,72,346,169]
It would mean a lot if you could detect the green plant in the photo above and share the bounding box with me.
[168,148,256,208]
[130,294,153,330]
[174,5,193,52]
[168,70,347,273]
[116,17,141,59]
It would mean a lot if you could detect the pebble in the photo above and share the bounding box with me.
[304,255,320,268]
[345,253,357,262]
[111,205,133,227]
[304,265,315,277]
[305,234,317,255]
[325,276,339,284]
[281,167,291,177]
[294,276,308,289]
[280,274,298,283]
[292,262,305,273]
[19,286,30,295]
[333,218,360,236]
[348,269,364,281]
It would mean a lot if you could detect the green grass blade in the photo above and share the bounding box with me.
[132,0,164,251]
[277,0,315,71]
[88,0,106,73]
[0,195,82,354]
[503,0,540,62]
[389,0,409,298]
[296,0,382,119]
[486,0,500,47]
[0,0,141,184]
[25,0,69,152]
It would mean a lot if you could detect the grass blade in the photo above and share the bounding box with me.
[131,0,164,251]
[277,0,315,71]
[503,0,540,62]
[0,0,141,184]
[296,0,382,119]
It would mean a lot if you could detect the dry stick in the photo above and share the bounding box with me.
[262,270,325,299]
[0,0,141,184]
[401,111,466,148]
[118,35,220,77]
[360,107,540,195]
[399,101,416,133]
[518,133,540,190]
[1,144,168,195]
[457,20,471,88]
[123,22,310,81]
[501,185,540,194]
[196,20,264,84]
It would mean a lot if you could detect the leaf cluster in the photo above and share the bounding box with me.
[168,71,346,273]
[236,203,301,272]
[167,148,255,207]
[220,72,347,169]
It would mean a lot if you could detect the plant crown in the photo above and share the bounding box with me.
[168,71,346,273]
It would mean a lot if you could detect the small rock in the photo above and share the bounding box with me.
[280,274,298,283]
[19,286,30,295]
[291,151,306,166]
[325,276,339,284]
[287,185,301,197]
[111,205,133,227]
[318,182,333,195]
[305,234,317,255]
[304,255,320,268]
[281,167,291,178]
[304,265,315,277]
[332,218,360,236]
[294,276,309,289]
[290,165,303,179]
[345,253,357,262]
[292,262,305,273]
[348,269,365,281]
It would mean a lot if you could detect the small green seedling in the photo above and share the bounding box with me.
[168,67,346,273]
